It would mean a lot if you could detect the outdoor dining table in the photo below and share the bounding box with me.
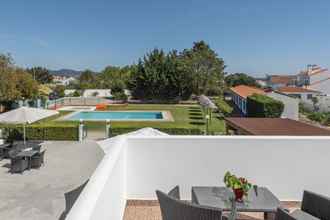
[16,150,39,170]
[192,186,281,220]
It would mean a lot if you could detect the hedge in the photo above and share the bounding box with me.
[0,124,79,141]
[247,94,284,118]
[307,112,330,126]
[214,98,233,116]
[110,127,203,136]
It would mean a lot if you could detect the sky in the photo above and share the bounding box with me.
[1,0,330,76]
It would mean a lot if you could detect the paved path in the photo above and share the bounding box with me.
[0,141,104,220]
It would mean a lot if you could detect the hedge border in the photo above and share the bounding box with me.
[0,124,79,141]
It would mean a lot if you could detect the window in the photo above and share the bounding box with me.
[242,100,246,113]
[289,94,301,99]
[307,94,313,100]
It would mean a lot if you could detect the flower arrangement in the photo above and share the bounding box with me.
[223,171,252,202]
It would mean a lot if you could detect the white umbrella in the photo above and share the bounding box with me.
[0,107,59,144]
[97,127,169,154]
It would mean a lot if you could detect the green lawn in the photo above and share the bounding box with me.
[37,104,225,135]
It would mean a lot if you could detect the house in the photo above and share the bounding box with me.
[297,65,330,95]
[277,86,321,102]
[230,85,299,120]
[265,75,297,89]
[230,85,266,115]
[255,77,267,87]
[64,89,77,96]
[225,117,330,135]
[53,75,76,86]
[82,89,112,98]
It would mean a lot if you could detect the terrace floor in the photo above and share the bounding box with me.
[124,201,301,220]
[0,140,104,220]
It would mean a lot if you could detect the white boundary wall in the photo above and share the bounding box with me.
[266,92,299,120]
[66,137,127,220]
[67,135,330,220]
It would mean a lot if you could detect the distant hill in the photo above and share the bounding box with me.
[50,69,82,77]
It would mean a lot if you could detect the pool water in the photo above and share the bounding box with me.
[67,111,164,121]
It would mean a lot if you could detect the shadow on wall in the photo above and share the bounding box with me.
[59,180,89,220]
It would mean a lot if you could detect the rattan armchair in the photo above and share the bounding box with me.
[156,186,223,220]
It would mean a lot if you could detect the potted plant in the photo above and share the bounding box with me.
[224,171,252,202]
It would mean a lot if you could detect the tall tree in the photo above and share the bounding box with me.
[0,53,14,69]
[15,69,39,99]
[98,65,133,92]
[130,49,193,101]
[78,69,96,89]
[0,54,39,109]
[225,73,259,88]
[181,41,226,96]
[26,66,53,84]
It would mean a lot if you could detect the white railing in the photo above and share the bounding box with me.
[46,97,110,108]
[67,135,330,220]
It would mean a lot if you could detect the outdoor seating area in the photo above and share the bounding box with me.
[154,186,330,220]
[0,141,46,173]
[0,140,104,220]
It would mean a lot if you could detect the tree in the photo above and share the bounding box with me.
[225,73,259,88]
[78,69,96,89]
[15,68,39,99]
[73,90,81,97]
[0,53,14,69]
[0,54,39,110]
[26,67,53,84]
[181,41,226,96]
[98,65,132,92]
[53,85,65,98]
[130,49,193,101]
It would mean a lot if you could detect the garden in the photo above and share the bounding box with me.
[0,104,226,141]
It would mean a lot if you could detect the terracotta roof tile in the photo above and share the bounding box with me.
[230,85,265,99]
[270,75,296,84]
[277,87,320,93]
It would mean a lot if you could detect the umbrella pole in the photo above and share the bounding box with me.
[23,123,26,145]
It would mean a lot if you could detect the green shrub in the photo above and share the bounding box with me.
[214,98,233,116]
[307,112,330,125]
[307,112,325,122]
[113,92,128,101]
[247,94,284,118]
[0,124,79,141]
[324,115,330,126]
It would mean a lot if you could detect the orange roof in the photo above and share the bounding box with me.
[277,86,320,93]
[230,85,265,98]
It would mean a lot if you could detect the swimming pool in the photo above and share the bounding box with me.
[66,111,164,121]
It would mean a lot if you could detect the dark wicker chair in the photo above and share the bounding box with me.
[32,145,41,152]
[8,148,20,159]
[11,157,29,173]
[156,186,223,220]
[168,185,180,200]
[31,150,46,169]
[275,208,297,220]
[301,190,330,220]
